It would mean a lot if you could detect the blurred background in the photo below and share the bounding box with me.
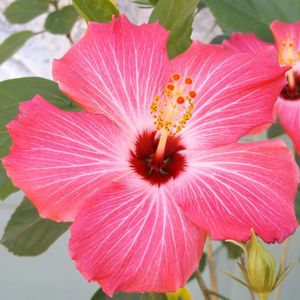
[0,0,300,299]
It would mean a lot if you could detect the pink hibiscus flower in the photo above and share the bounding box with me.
[2,16,299,295]
[224,21,300,153]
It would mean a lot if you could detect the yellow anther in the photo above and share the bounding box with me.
[279,35,300,66]
[150,73,196,136]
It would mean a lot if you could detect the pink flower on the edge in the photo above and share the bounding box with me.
[224,21,300,153]
[2,16,299,295]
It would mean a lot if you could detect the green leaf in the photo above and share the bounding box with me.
[189,253,207,282]
[72,0,119,22]
[0,77,80,201]
[91,289,107,300]
[134,0,158,6]
[90,290,166,300]
[222,241,243,259]
[210,34,230,45]
[0,165,18,200]
[267,122,285,138]
[0,31,34,65]
[4,0,49,24]
[45,5,78,34]
[0,76,80,142]
[140,294,167,300]
[203,0,300,42]
[149,0,200,58]
[199,252,207,272]
[0,198,70,256]
[295,154,300,168]
[0,136,17,200]
[91,289,141,300]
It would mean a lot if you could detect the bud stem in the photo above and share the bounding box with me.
[259,294,269,300]
[194,270,212,300]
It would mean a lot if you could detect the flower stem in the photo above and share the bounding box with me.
[258,294,268,300]
[194,270,211,300]
[206,237,218,300]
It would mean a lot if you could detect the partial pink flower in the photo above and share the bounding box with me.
[224,21,300,153]
[2,16,299,295]
[223,33,274,53]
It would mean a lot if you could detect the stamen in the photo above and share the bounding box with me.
[151,73,196,162]
[279,35,300,66]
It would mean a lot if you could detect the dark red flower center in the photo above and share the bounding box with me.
[281,71,300,101]
[129,131,186,186]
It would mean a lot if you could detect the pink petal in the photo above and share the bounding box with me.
[171,42,288,149]
[277,97,300,154]
[270,20,300,53]
[2,96,129,222]
[173,141,299,243]
[245,123,271,135]
[223,33,274,53]
[69,180,206,296]
[245,104,278,135]
[53,15,171,131]
[223,34,277,135]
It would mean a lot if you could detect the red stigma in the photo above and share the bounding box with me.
[177,96,185,104]
[129,131,186,186]
[189,91,196,98]
[185,77,193,85]
[167,83,175,91]
[172,73,180,81]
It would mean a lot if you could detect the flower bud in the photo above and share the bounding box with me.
[225,230,291,299]
[246,230,276,295]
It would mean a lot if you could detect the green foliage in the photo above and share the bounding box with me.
[199,252,207,272]
[134,0,158,7]
[72,0,119,22]
[45,5,78,34]
[91,290,166,300]
[210,34,230,45]
[149,0,200,58]
[140,294,166,300]
[0,136,17,200]
[0,77,80,201]
[204,0,300,42]
[4,0,49,24]
[1,198,70,256]
[222,241,243,259]
[0,76,79,150]
[267,122,285,138]
[0,31,34,65]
